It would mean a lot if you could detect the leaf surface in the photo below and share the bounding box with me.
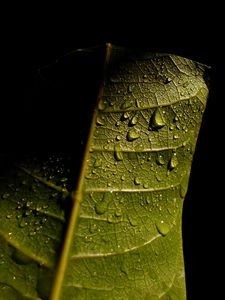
[0,44,209,300]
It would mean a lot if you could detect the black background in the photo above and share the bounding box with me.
[2,4,224,299]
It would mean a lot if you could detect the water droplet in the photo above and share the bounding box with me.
[29,231,36,236]
[36,226,42,231]
[150,108,166,129]
[2,193,10,199]
[25,210,32,216]
[121,100,132,110]
[26,201,32,208]
[19,219,28,228]
[115,209,122,217]
[98,99,106,111]
[129,115,138,126]
[122,112,131,120]
[155,221,170,236]
[107,214,114,223]
[94,158,102,168]
[183,81,190,88]
[121,175,125,181]
[114,145,123,161]
[95,193,112,215]
[169,154,179,170]
[96,116,105,126]
[156,154,165,165]
[60,177,68,183]
[127,129,140,141]
[134,177,141,185]
[143,183,149,189]
[173,134,179,139]
[146,196,151,204]
[176,123,181,130]
[116,135,121,141]
[128,215,138,226]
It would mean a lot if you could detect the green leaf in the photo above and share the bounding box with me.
[0,44,210,300]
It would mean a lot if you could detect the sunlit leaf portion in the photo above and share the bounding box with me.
[54,45,209,300]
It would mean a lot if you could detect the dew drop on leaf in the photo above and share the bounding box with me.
[143,183,149,189]
[127,129,140,141]
[95,192,112,215]
[94,158,102,168]
[60,177,68,183]
[115,208,122,217]
[155,221,170,236]
[96,116,105,126]
[150,108,166,129]
[129,115,138,126]
[98,99,106,111]
[19,219,28,228]
[29,231,36,236]
[122,112,131,120]
[2,193,10,199]
[134,177,141,185]
[114,145,123,161]
[128,215,138,226]
[107,214,115,224]
[121,100,132,109]
[146,196,151,204]
[169,154,179,170]
[156,154,165,165]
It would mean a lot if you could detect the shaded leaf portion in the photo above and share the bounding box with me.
[0,46,106,299]
[54,46,209,299]
[0,155,71,299]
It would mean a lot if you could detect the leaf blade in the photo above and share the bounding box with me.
[53,45,209,299]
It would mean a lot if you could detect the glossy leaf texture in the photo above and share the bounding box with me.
[0,44,210,300]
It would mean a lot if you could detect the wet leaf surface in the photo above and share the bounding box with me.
[0,45,209,299]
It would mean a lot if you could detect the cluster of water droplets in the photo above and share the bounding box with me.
[82,54,208,255]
